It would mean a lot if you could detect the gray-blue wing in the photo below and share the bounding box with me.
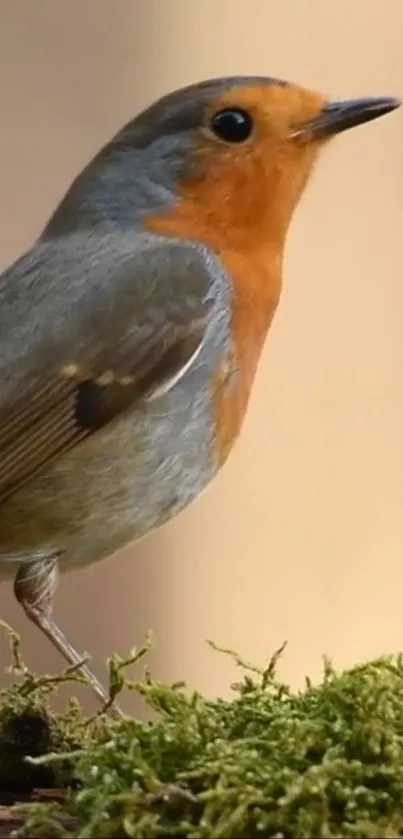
[0,233,214,501]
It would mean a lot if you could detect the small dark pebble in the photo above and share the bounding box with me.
[69,775,83,791]
[0,709,75,799]
[1,709,52,756]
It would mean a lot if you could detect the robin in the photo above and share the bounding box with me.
[0,76,399,711]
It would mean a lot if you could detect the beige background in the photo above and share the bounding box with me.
[0,0,402,714]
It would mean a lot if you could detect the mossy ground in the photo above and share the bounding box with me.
[0,622,403,837]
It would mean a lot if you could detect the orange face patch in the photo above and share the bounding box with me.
[146,81,328,464]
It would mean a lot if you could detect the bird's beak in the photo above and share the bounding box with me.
[292,96,401,140]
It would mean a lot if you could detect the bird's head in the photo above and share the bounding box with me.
[129,76,400,253]
[44,75,399,258]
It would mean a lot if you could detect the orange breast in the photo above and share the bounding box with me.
[147,204,282,465]
[210,247,281,462]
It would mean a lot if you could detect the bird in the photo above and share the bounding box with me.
[0,75,399,713]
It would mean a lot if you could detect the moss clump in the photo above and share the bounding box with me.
[1,624,403,837]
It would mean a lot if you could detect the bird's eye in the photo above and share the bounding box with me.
[209,108,254,143]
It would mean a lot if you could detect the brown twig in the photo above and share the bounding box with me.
[0,802,78,837]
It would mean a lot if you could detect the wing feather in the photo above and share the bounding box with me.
[0,234,214,501]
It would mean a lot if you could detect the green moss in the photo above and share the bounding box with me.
[1,623,403,838]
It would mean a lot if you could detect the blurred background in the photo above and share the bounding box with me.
[0,0,402,714]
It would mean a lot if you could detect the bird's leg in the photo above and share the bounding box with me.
[13,555,123,718]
